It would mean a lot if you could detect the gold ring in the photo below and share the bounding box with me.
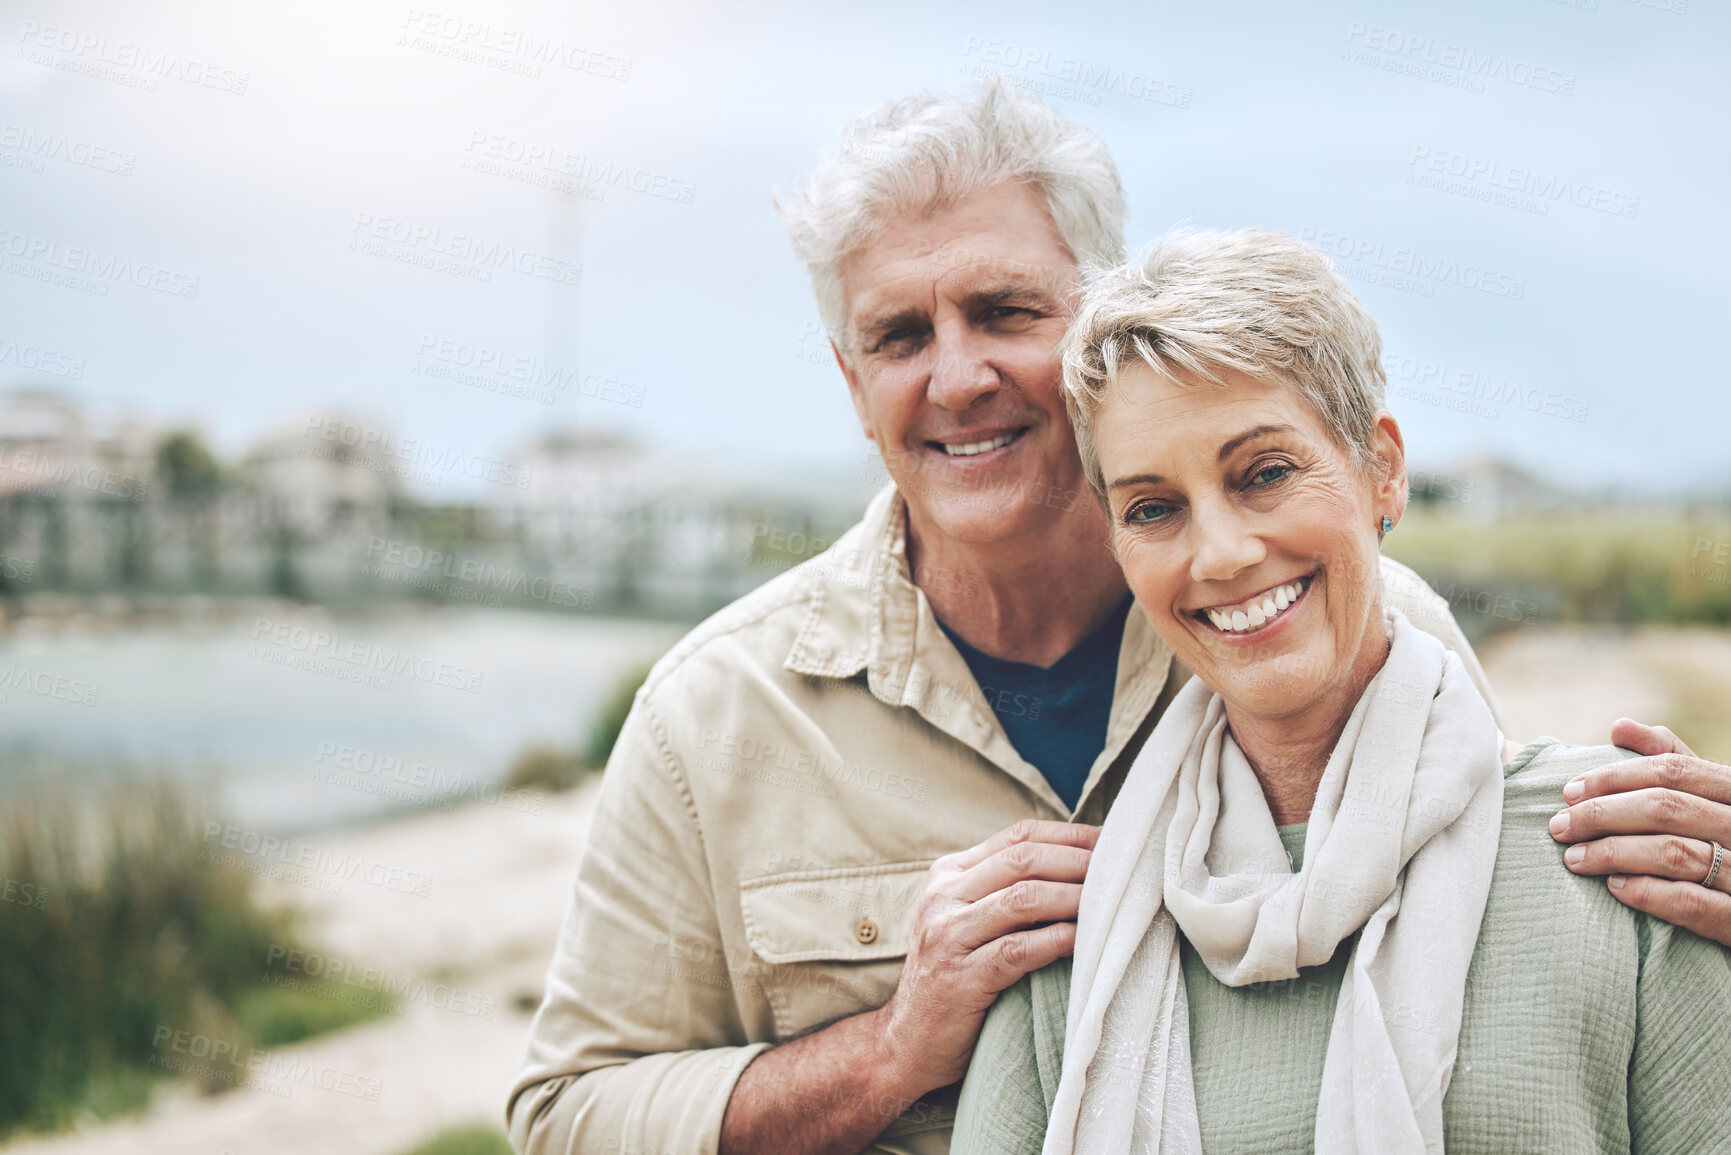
[1704,841,1725,891]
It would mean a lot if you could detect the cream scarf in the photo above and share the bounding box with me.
[1044,610,1503,1154]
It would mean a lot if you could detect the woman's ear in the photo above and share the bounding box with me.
[1369,411,1408,529]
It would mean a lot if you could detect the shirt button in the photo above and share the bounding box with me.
[854,917,879,945]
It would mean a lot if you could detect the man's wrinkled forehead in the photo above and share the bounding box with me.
[898,233,1062,282]
[841,235,1078,333]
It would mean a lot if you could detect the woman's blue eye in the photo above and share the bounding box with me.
[1249,463,1292,487]
[1126,502,1173,525]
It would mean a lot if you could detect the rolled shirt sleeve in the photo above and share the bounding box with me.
[507,692,770,1154]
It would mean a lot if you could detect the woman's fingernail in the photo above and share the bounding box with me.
[1548,810,1570,836]
[1608,875,1626,892]
[1564,845,1586,867]
[1563,779,1585,802]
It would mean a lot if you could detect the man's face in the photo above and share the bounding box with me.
[834,181,1088,546]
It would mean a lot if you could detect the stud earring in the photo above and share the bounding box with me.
[1381,515,1394,533]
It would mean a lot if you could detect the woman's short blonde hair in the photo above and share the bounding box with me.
[1062,228,1388,497]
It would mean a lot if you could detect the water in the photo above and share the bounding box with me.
[0,604,689,833]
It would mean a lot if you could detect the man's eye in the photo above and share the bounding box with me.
[1125,501,1174,525]
[1249,463,1293,487]
[872,329,923,356]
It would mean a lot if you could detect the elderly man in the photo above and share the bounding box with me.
[508,80,1731,1155]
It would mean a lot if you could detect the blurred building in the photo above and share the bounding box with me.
[237,414,409,597]
[497,427,870,611]
[0,388,156,588]
[0,388,873,617]
[1451,455,1572,522]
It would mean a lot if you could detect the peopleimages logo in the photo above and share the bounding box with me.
[0,663,99,707]
[1407,146,1639,220]
[266,943,498,1019]
[1342,22,1576,96]
[1298,227,1526,301]
[0,335,84,379]
[462,132,696,204]
[248,616,485,695]
[312,740,546,815]
[411,335,647,408]
[14,21,251,94]
[958,37,1192,109]
[202,821,436,897]
[398,9,632,81]
[361,538,596,610]
[348,212,581,286]
[150,1024,382,1100]
[301,416,533,488]
[0,444,148,500]
[0,228,200,298]
[1383,351,1589,424]
[0,123,135,175]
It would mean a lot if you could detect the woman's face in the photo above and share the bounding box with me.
[1094,363,1407,724]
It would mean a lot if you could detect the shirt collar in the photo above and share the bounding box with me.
[785,483,1173,815]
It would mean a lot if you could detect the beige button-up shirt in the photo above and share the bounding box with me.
[507,485,1496,1155]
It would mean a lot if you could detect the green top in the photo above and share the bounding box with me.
[952,740,1731,1153]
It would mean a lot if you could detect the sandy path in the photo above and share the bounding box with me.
[1479,624,1731,759]
[4,779,602,1155]
[1478,625,1672,747]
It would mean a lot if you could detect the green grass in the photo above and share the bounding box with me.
[0,782,389,1137]
[503,744,587,793]
[1386,508,1731,625]
[396,1121,515,1155]
[233,980,393,1049]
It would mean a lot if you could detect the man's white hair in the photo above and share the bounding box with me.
[776,77,1127,350]
[1062,228,1390,497]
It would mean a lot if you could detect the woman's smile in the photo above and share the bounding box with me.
[1191,572,1315,638]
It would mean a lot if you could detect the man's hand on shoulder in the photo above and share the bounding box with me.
[1548,718,1731,949]
[719,818,1097,1155]
[879,818,1099,1091]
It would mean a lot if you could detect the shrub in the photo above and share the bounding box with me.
[0,782,386,1136]
[503,745,586,793]
[397,1121,514,1155]
[586,664,652,770]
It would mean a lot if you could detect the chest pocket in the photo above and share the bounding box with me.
[738,860,931,1038]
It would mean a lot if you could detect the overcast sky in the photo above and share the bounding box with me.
[3,0,1726,499]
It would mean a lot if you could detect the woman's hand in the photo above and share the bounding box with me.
[1549,718,1731,949]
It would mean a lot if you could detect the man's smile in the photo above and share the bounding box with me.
[925,427,1029,459]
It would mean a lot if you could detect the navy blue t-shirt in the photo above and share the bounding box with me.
[939,596,1134,811]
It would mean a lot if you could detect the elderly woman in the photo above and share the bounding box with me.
[951,229,1731,1153]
